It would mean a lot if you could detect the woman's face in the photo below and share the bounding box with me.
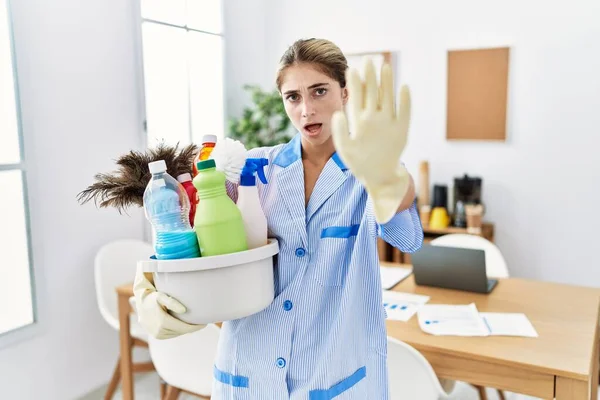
[280,63,348,147]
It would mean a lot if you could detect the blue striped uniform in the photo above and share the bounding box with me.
[212,133,423,399]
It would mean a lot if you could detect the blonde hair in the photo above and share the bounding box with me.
[276,38,348,91]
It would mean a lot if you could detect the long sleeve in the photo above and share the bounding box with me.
[377,199,423,253]
[225,180,239,203]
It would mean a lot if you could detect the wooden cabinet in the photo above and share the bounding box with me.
[378,222,495,263]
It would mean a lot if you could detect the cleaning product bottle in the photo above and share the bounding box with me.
[237,158,269,249]
[192,134,217,176]
[143,160,201,260]
[176,173,197,227]
[193,159,247,256]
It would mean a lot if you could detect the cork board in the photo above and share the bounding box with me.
[446,47,509,141]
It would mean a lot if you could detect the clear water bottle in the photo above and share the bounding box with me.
[143,160,201,260]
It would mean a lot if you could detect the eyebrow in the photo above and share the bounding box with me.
[283,83,330,96]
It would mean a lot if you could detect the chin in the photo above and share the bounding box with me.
[300,128,331,146]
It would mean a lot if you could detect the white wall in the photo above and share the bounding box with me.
[227,0,600,286]
[223,0,272,119]
[0,0,145,398]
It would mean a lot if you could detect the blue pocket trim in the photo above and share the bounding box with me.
[309,366,366,400]
[213,365,249,388]
[321,224,360,239]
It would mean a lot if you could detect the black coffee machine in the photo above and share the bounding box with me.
[453,174,482,227]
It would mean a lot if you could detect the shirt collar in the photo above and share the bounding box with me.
[272,132,347,171]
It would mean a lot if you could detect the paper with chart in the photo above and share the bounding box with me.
[382,290,430,322]
[417,303,491,336]
[417,304,539,338]
[480,312,538,337]
[380,265,412,289]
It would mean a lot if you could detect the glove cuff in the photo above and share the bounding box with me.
[366,168,411,224]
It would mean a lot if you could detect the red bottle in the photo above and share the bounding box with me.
[177,173,198,226]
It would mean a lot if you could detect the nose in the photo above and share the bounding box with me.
[301,99,316,118]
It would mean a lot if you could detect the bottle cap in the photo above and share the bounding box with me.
[196,159,216,171]
[177,173,192,183]
[201,134,217,144]
[148,160,167,174]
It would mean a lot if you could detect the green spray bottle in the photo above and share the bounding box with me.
[193,159,248,256]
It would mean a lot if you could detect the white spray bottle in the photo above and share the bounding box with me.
[237,158,269,249]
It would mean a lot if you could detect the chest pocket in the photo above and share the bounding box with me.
[314,224,360,287]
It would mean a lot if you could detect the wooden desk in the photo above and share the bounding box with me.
[384,262,600,399]
[115,283,221,400]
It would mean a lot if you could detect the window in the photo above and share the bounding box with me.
[137,0,225,147]
[0,0,36,337]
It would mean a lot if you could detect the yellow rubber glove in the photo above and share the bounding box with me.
[332,59,412,224]
[133,265,205,339]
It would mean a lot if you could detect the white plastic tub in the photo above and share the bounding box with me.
[139,239,279,325]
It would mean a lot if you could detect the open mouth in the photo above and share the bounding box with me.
[303,123,323,136]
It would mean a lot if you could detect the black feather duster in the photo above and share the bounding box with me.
[77,141,199,214]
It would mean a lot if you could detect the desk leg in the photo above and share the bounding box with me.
[555,377,589,399]
[592,333,600,400]
[118,293,134,400]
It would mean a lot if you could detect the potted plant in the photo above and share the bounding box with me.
[227,85,294,148]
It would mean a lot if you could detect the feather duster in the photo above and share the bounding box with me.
[77,141,198,213]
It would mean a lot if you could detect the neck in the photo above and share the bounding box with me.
[301,136,335,166]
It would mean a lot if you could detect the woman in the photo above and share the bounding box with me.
[134,38,423,399]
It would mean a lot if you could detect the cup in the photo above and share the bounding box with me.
[465,204,484,234]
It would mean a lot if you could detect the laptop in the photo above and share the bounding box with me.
[411,244,498,294]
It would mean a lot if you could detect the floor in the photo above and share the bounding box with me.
[83,372,548,399]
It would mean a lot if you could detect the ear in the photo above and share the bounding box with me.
[341,87,349,105]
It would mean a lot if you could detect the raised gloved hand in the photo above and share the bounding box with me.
[133,265,205,339]
[332,59,412,224]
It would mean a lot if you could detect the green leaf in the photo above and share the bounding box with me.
[226,84,294,148]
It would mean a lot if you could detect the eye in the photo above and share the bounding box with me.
[315,88,327,96]
[286,93,300,102]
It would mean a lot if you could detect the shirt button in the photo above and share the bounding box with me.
[276,357,286,368]
[283,300,293,311]
[295,248,306,257]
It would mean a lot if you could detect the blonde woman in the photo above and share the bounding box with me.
[135,38,422,399]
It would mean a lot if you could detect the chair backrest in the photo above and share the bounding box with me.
[148,324,220,396]
[94,239,154,327]
[430,234,509,278]
[387,336,449,400]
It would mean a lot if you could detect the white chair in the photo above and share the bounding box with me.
[430,234,509,278]
[148,324,221,400]
[94,239,155,399]
[430,234,508,400]
[387,336,452,400]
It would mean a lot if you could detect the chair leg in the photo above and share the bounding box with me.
[164,386,182,400]
[475,385,488,400]
[496,388,506,400]
[160,379,167,400]
[104,358,121,400]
